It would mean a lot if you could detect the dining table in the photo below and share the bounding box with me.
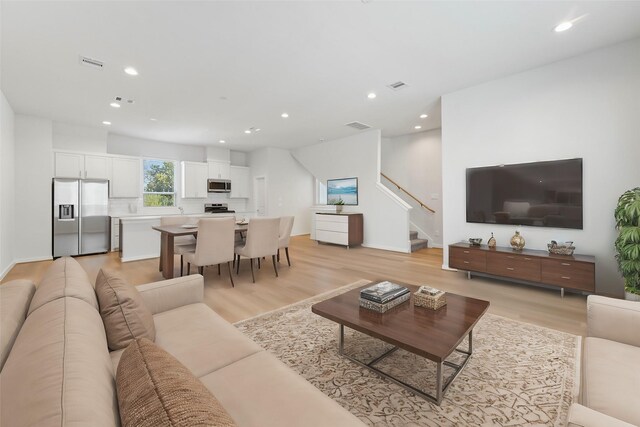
[152,223,249,279]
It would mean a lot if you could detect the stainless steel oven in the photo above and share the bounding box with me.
[207,179,231,193]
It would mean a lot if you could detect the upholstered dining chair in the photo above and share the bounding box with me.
[235,217,280,283]
[277,216,295,266]
[183,217,236,287]
[160,215,197,276]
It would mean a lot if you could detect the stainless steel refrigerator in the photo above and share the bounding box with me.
[52,178,110,257]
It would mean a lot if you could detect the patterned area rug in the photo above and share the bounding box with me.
[235,280,580,426]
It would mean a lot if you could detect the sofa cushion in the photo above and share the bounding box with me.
[116,338,236,427]
[96,269,156,351]
[28,257,98,315]
[1,297,119,427]
[152,303,262,377]
[199,351,364,427]
[0,279,36,371]
[583,337,640,426]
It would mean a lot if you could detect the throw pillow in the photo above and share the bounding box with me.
[95,269,156,350]
[116,338,236,427]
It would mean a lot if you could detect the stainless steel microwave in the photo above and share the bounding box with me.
[208,179,231,193]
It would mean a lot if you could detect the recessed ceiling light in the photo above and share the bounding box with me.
[554,22,573,32]
[420,114,428,119]
[124,67,138,76]
[150,118,157,122]
[368,93,377,99]
[255,128,261,132]
[281,113,289,118]
[245,130,251,134]
[102,121,111,125]
[219,140,226,144]
[110,102,121,108]
[414,125,422,130]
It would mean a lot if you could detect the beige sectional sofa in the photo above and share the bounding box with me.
[568,295,640,427]
[0,257,364,426]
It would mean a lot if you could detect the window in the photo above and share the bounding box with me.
[143,159,176,207]
[316,179,327,205]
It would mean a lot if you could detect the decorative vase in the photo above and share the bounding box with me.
[488,232,496,248]
[335,205,343,214]
[510,230,525,251]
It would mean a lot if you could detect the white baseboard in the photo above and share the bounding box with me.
[430,243,443,249]
[121,254,158,263]
[14,256,53,264]
[441,264,458,272]
[0,261,16,281]
[362,243,411,254]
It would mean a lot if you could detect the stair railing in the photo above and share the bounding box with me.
[380,172,436,213]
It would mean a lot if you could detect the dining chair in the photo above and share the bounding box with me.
[277,216,295,266]
[160,215,197,276]
[235,217,279,283]
[183,217,236,287]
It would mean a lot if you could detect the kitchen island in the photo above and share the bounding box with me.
[118,212,252,262]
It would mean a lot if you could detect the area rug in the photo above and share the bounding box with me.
[235,280,581,426]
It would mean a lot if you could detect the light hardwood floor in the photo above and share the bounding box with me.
[2,235,587,335]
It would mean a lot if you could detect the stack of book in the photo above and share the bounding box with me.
[359,281,410,313]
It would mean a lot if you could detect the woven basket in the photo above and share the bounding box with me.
[413,289,447,310]
[547,244,575,256]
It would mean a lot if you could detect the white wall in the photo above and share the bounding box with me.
[382,128,443,246]
[14,115,54,262]
[53,122,108,152]
[0,92,16,278]
[293,130,411,252]
[248,147,314,236]
[442,38,640,297]
[108,133,206,162]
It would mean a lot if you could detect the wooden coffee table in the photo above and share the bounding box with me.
[311,282,490,405]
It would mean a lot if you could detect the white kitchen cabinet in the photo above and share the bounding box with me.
[55,152,84,178]
[208,161,231,180]
[182,161,208,198]
[54,152,111,180]
[84,155,111,179]
[229,166,250,198]
[111,157,141,198]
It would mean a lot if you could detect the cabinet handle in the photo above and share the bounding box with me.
[561,263,571,266]
[507,256,515,259]
[524,257,532,261]
[463,250,470,254]
[463,261,469,264]
[506,267,515,271]
[561,276,571,280]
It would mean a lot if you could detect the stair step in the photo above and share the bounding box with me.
[409,230,418,240]
[410,238,429,252]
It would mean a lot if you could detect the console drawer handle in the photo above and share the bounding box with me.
[524,257,532,261]
[506,267,515,271]
[463,251,470,254]
[561,263,571,266]
[463,261,469,264]
[507,256,514,259]
[561,276,571,280]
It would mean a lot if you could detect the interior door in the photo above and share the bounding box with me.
[254,176,266,217]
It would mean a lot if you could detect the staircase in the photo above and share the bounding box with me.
[410,230,429,252]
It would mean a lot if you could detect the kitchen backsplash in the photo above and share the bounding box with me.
[109,193,250,217]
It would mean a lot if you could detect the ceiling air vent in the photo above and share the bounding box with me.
[345,121,371,131]
[387,81,408,91]
[79,55,104,69]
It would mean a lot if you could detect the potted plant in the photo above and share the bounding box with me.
[332,198,345,213]
[614,187,640,301]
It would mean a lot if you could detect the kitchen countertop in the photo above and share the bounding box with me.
[116,212,255,221]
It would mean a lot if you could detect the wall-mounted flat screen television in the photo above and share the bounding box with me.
[327,177,358,205]
[466,158,583,229]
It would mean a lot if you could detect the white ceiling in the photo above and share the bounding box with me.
[2,1,640,151]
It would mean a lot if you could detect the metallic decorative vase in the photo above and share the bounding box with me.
[488,232,496,248]
[510,230,525,251]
